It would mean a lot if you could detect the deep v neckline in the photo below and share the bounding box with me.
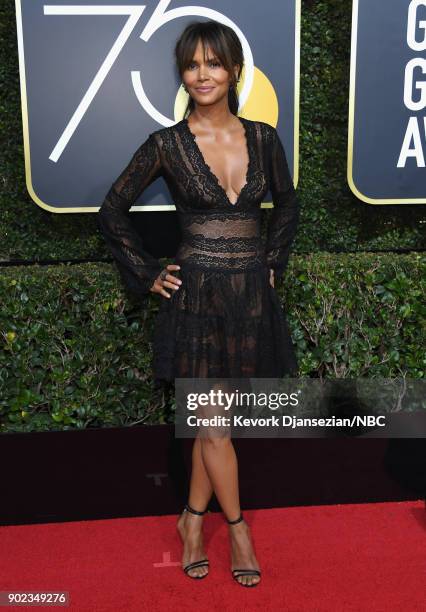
[183,115,253,207]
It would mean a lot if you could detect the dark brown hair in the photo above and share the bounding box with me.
[174,20,244,118]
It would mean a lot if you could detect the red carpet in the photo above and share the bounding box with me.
[1,501,425,611]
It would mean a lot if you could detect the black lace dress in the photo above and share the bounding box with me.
[97,117,300,385]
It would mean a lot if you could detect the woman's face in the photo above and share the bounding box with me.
[182,39,237,107]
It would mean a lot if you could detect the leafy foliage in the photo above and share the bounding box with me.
[0,254,424,432]
[0,1,424,432]
[0,0,424,261]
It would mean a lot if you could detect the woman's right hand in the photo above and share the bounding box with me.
[150,264,182,298]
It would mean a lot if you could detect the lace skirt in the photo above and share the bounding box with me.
[151,262,298,386]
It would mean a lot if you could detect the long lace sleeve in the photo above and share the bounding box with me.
[97,133,163,298]
[265,127,300,284]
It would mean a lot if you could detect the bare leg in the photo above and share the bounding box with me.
[189,435,214,510]
[199,436,261,586]
[177,376,261,586]
[177,435,213,578]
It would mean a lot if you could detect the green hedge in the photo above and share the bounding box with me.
[1,1,424,432]
[0,252,424,433]
[0,0,425,262]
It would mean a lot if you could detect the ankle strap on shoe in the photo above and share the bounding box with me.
[184,503,206,516]
[227,513,243,525]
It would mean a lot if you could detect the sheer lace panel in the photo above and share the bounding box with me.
[97,119,300,381]
[97,119,300,296]
[265,127,300,283]
[182,116,251,207]
[176,210,265,271]
[97,133,163,298]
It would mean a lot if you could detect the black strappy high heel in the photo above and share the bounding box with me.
[181,503,209,579]
[227,513,261,587]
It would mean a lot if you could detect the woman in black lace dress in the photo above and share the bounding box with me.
[98,21,300,587]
